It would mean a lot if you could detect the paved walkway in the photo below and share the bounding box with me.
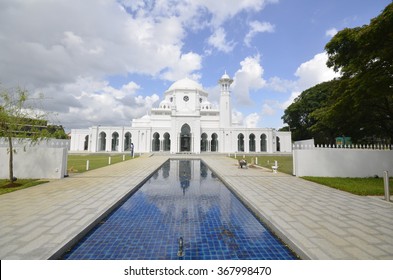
[0,154,392,259]
[0,155,169,259]
[203,156,393,259]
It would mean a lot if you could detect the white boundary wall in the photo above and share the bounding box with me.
[0,138,69,179]
[293,144,393,177]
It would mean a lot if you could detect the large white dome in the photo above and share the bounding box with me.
[167,77,205,92]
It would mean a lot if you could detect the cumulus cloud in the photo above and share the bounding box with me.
[294,52,340,90]
[244,21,275,47]
[38,77,159,129]
[207,27,236,53]
[280,52,340,109]
[0,0,279,129]
[232,54,267,104]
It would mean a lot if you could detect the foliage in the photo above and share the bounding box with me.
[282,3,393,144]
[0,86,53,183]
[318,3,393,143]
[282,80,340,143]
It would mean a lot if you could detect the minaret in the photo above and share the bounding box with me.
[219,71,233,128]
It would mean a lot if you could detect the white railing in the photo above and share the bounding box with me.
[0,137,70,149]
[293,144,393,150]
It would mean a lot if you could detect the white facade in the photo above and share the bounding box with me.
[70,73,292,154]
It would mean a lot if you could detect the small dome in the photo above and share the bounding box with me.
[221,72,230,80]
[201,100,212,110]
[159,99,171,109]
[167,77,204,92]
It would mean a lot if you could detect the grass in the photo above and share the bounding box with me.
[229,154,392,196]
[67,153,137,173]
[302,176,393,196]
[231,155,294,175]
[0,179,49,195]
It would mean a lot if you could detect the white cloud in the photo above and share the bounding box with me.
[232,54,266,104]
[160,52,202,81]
[36,77,159,129]
[294,52,340,90]
[280,52,340,109]
[244,21,275,47]
[245,113,260,128]
[326,27,338,37]
[261,103,276,116]
[207,27,236,53]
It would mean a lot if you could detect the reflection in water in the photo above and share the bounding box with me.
[63,160,296,260]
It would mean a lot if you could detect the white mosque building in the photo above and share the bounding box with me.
[70,73,292,154]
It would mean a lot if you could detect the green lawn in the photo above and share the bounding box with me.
[302,176,393,196]
[229,154,392,196]
[0,179,49,195]
[67,153,137,173]
[231,155,293,175]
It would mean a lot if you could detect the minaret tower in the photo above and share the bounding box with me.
[219,71,233,128]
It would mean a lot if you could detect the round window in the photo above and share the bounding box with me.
[183,96,189,102]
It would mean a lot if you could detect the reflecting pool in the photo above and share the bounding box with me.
[63,160,296,260]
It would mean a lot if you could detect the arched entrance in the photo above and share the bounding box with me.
[211,133,218,152]
[152,132,160,151]
[201,133,208,152]
[249,133,255,152]
[238,133,244,152]
[98,132,106,151]
[112,132,119,151]
[163,132,171,151]
[180,124,191,152]
[124,132,132,151]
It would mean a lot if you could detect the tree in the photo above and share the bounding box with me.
[282,80,339,143]
[322,2,393,143]
[0,86,51,184]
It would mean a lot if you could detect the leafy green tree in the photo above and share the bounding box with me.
[282,80,339,143]
[0,87,51,184]
[322,2,393,143]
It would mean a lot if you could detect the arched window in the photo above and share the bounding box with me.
[112,132,119,151]
[260,134,267,152]
[152,132,160,151]
[163,132,171,151]
[124,132,132,151]
[180,124,191,152]
[84,135,89,151]
[238,133,244,152]
[201,133,208,152]
[249,133,255,152]
[276,136,281,152]
[99,132,106,151]
[211,133,218,152]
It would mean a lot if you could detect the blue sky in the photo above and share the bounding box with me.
[0,0,391,131]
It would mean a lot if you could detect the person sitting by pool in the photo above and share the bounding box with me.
[239,159,247,169]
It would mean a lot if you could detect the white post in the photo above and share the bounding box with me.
[108,156,111,165]
[123,155,125,161]
[86,160,90,171]
[255,157,258,165]
[384,171,390,202]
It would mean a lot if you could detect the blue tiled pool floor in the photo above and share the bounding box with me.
[63,160,296,260]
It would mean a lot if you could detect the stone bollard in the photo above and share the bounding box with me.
[383,171,390,202]
[86,160,90,171]
[123,155,125,161]
[108,156,111,165]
